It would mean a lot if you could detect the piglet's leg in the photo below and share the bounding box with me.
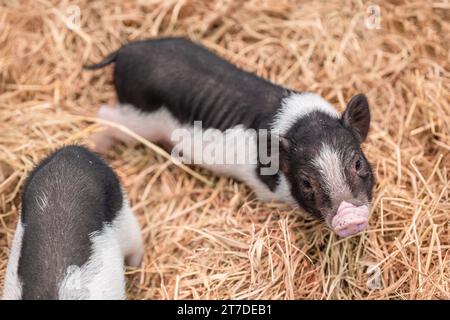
[90,104,177,154]
[113,198,144,268]
[90,105,140,154]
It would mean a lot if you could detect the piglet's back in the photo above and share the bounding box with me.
[18,145,123,299]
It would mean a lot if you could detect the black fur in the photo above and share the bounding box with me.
[342,93,371,142]
[18,145,123,300]
[83,50,118,70]
[86,37,287,131]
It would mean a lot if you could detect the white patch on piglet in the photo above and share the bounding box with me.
[58,226,125,300]
[2,221,24,300]
[272,93,339,135]
[91,104,185,153]
[313,143,351,198]
[93,104,297,206]
[58,195,143,300]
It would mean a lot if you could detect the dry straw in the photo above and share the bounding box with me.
[0,0,449,299]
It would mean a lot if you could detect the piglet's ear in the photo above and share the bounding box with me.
[279,136,290,153]
[342,93,371,143]
[279,136,290,174]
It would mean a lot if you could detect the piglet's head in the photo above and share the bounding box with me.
[278,93,374,237]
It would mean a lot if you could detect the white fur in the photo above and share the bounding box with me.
[36,191,49,211]
[58,196,143,300]
[94,104,297,205]
[313,144,351,198]
[197,126,295,203]
[91,104,186,153]
[2,195,143,300]
[58,226,126,300]
[272,92,339,135]
[113,195,144,268]
[2,221,24,300]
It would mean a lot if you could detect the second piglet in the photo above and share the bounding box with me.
[2,145,143,300]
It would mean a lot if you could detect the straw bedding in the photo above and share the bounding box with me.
[0,0,449,299]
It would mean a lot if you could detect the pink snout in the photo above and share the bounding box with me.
[332,201,369,237]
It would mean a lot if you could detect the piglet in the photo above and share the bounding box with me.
[2,145,143,300]
[85,37,374,237]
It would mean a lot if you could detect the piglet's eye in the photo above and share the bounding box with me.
[355,159,361,171]
[354,156,369,178]
[302,179,312,189]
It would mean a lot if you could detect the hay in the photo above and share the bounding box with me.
[0,0,449,299]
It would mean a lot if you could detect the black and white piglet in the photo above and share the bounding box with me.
[85,37,374,237]
[2,146,143,300]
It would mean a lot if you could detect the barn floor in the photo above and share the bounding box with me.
[0,0,449,299]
